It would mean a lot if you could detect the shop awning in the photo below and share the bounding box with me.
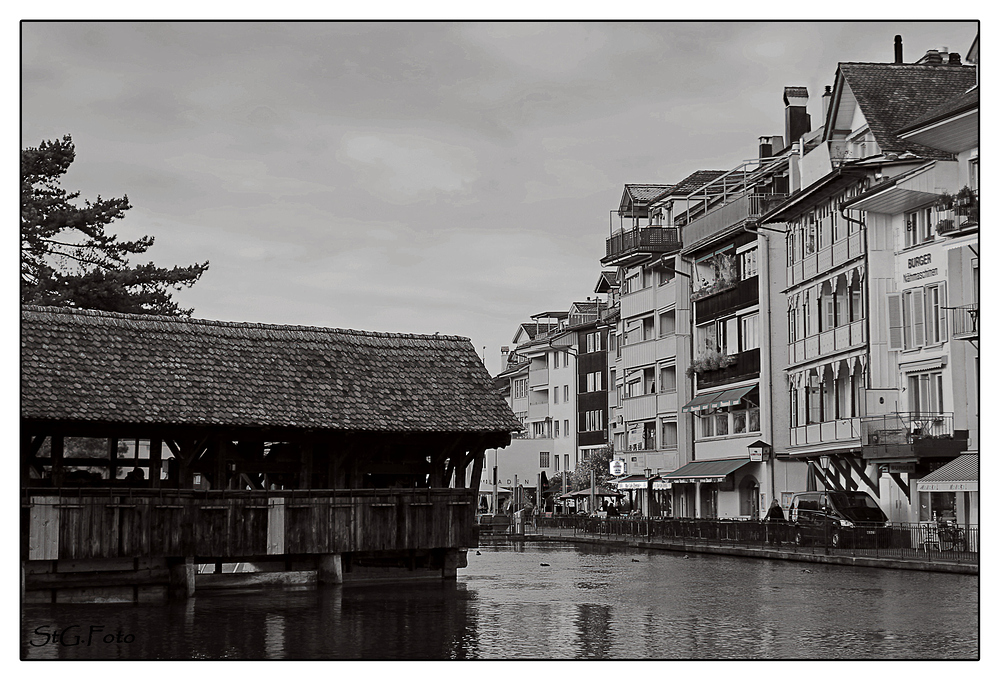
[661,458,753,484]
[915,454,978,493]
[611,474,673,491]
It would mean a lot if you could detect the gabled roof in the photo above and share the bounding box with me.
[594,270,618,294]
[21,306,522,434]
[897,87,978,135]
[569,301,602,315]
[619,184,673,217]
[831,63,977,160]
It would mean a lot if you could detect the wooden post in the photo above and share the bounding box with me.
[51,435,64,487]
[318,554,343,584]
[168,557,195,599]
[149,439,162,489]
[300,443,313,490]
[109,437,119,482]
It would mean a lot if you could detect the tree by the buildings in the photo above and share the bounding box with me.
[21,135,209,316]
[571,445,614,491]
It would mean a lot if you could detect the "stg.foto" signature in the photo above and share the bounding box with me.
[29,625,136,647]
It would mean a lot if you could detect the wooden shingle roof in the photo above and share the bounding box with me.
[838,63,977,160]
[21,306,522,434]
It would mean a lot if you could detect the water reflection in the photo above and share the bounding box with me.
[21,542,977,660]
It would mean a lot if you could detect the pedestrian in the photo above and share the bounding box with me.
[765,498,784,545]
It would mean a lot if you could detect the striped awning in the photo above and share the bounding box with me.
[681,384,755,413]
[915,454,978,493]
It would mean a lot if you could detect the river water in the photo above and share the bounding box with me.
[21,541,978,660]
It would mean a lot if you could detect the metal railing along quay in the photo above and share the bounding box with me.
[529,516,978,568]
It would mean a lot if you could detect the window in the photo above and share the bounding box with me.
[822,283,834,332]
[659,365,676,393]
[788,307,797,343]
[539,452,550,467]
[790,387,799,427]
[805,215,816,255]
[905,208,935,247]
[661,421,677,448]
[585,332,603,353]
[901,289,925,350]
[554,421,560,438]
[969,157,979,192]
[553,389,558,404]
[740,247,758,279]
[720,316,740,355]
[532,422,548,438]
[807,373,822,424]
[659,259,676,285]
[924,283,947,344]
[908,371,944,415]
[564,386,569,402]
[564,454,569,471]
[642,317,655,341]
[583,410,604,432]
[564,419,569,436]
[659,310,676,337]
[741,314,759,351]
[803,290,812,336]
[586,371,603,392]
[553,352,559,369]
[554,455,559,472]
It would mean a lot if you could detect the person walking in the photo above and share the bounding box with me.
[765,499,785,545]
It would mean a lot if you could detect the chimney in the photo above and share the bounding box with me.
[894,35,903,64]
[821,85,832,122]
[918,49,943,65]
[783,86,811,148]
[949,52,962,65]
[758,135,773,159]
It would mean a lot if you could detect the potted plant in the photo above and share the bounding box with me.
[685,349,737,377]
[956,186,977,209]
[934,192,954,211]
[935,218,955,234]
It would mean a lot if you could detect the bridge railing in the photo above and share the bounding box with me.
[22,488,477,561]
[534,516,978,565]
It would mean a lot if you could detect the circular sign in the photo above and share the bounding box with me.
[609,460,626,476]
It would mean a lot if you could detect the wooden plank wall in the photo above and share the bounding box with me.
[23,489,477,561]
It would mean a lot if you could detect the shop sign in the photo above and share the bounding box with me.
[916,481,978,492]
[749,451,764,462]
[888,462,916,474]
[609,460,626,476]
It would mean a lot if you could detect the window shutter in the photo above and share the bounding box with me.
[912,289,925,347]
[887,293,904,351]
[938,282,948,341]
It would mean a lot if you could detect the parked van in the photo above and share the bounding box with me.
[789,491,889,548]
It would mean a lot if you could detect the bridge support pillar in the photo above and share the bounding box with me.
[442,548,460,579]
[318,553,343,585]
[168,557,195,600]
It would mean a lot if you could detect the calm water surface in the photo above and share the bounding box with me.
[21,541,978,660]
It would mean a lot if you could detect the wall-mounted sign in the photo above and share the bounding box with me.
[610,460,626,476]
[888,462,916,474]
[907,253,932,269]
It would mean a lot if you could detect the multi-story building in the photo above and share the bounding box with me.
[837,46,979,525]
[664,102,805,519]
[602,179,710,481]
[760,40,977,522]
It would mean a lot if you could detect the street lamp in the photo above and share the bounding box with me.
[818,454,831,470]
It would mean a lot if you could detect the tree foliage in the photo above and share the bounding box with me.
[571,445,614,491]
[21,135,208,316]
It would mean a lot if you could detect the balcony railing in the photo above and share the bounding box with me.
[694,348,761,390]
[603,227,680,264]
[861,412,955,444]
[694,276,759,324]
[951,304,978,339]
[682,193,787,248]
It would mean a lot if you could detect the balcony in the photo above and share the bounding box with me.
[694,348,760,390]
[790,418,861,448]
[603,226,681,267]
[951,304,978,340]
[788,319,866,366]
[621,284,657,318]
[682,193,786,250]
[528,368,549,388]
[622,393,657,422]
[527,401,550,420]
[622,338,658,368]
[860,412,968,461]
[694,276,759,324]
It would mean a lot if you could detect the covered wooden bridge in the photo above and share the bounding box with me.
[21,306,521,602]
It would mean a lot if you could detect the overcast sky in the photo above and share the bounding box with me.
[21,20,978,376]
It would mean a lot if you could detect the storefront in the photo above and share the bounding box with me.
[915,453,978,526]
[661,458,756,519]
[610,474,672,516]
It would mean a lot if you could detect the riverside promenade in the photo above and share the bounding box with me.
[497,517,978,575]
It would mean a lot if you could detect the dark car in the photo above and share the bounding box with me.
[789,491,889,548]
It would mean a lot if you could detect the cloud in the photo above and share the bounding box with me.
[460,23,610,76]
[165,153,334,198]
[337,132,480,203]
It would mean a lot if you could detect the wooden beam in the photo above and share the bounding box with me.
[108,437,119,482]
[809,461,843,492]
[828,456,859,492]
[889,472,910,498]
[843,455,880,499]
[149,438,162,489]
[50,435,64,487]
[468,447,486,497]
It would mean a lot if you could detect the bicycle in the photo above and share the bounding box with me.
[938,522,967,552]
